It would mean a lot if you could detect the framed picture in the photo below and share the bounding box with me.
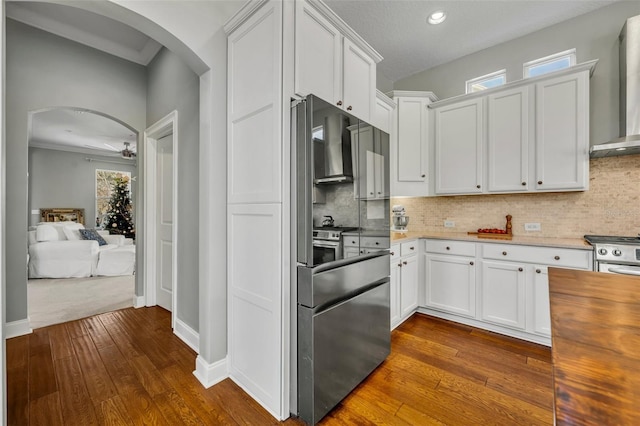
[40,208,85,225]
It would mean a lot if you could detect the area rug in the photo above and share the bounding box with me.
[28,275,135,329]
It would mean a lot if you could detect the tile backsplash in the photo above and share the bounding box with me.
[392,155,640,239]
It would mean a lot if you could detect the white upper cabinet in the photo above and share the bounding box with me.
[434,97,484,194]
[487,86,531,192]
[374,90,395,134]
[430,60,595,196]
[294,0,381,122]
[388,91,437,197]
[535,71,589,191]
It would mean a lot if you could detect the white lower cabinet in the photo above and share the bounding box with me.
[390,241,419,329]
[481,260,526,330]
[421,239,592,345]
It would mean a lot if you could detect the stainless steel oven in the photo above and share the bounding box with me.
[584,235,640,276]
[312,227,357,265]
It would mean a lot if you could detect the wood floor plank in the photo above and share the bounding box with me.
[47,324,74,361]
[6,307,554,425]
[29,392,64,426]
[71,335,118,404]
[54,356,99,425]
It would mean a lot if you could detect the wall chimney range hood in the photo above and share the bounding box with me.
[590,14,640,158]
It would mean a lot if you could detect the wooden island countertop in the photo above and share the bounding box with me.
[548,267,640,425]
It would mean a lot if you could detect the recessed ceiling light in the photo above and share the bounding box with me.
[428,10,446,25]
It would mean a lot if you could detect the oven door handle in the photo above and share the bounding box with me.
[607,266,640,276]
[313,241,339,249]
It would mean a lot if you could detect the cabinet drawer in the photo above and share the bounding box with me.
[400,240,418,256]
[482,243,591,269]
[425,239,476,257]
[361,236,390,249]
[343,236,359,247]
[390,244,401,261]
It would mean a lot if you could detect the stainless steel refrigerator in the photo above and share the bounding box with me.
[291,95,391,424]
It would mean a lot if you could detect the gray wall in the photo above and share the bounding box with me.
[6,19,146,322]
[147,47,200,332]
[394,1,640,146]
[28,148,137,228]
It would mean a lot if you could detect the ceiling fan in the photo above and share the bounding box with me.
[120,142,136,159]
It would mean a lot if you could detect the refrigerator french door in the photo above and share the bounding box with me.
[291,94,391,424]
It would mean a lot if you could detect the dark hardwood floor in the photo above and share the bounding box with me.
[7,307,553,425]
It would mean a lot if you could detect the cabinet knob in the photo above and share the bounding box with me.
[360,250,364,254]
[446,246,451,250]
[398,263,402,267]
[538,180,543,185]
[390,251,395,256]
[347,106,353,111]
[476,184,481,189]
[403,261,408,265]
[521,182,526,186]
[352,241,356,244]
[421,174,426,178]
[377,191,381,195]
[336,100,343,106]
[536,269,541,273]
[518,267,523,272]
[370,192,374,195]
[554,255,560,260]
[375,242,379,245]
[470,261,474,266]
[502,251,507,256]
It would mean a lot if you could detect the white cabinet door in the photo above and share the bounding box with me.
[531,266,551,337]
[535,71,588,191]
[397,97,428,184]
[487,86,530,192]
[342,37,375,122]
[294,1,341,105]
[400,254,419,318]
[481,260,526,330]
[435,98,484,194]
[425,254,476,317]
[374,90,395,134]
[390,259,401,329]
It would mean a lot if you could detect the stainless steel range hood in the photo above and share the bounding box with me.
[590,14,640,158]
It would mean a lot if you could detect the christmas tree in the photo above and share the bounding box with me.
[104,176,135,239]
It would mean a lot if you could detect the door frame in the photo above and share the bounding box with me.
[143,110,179,328]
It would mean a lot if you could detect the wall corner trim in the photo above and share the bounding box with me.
[5,318,33,339]
[174,318,200,352]
[193,355,228,388]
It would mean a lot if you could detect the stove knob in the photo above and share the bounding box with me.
[598,248,608,256]
[613,249,622,256]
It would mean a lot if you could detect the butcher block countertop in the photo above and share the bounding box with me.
[390,231,592,250]
[548,267,640,425]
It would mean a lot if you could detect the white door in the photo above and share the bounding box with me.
[156,133,173,311]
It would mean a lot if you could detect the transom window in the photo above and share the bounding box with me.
[465,69,506,93]
[524,49,576,78]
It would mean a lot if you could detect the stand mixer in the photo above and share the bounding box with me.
[392,205,409,232]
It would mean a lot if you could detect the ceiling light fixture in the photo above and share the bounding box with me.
[428,10,446,25]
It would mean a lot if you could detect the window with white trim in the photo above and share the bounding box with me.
[465,69,506,93]
[523,49,576,78]
[96,169,132,228]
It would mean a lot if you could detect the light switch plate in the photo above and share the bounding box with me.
[444,220,455,228]
[525,223,541,231]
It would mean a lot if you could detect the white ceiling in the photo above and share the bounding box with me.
[7,0,620,154]
[324,0,618,82]
[30,109,137,158]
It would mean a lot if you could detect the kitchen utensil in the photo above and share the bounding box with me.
[321,215,334,227]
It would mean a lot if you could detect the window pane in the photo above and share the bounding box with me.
[96,169,132,228]
[469,75,506,92]
[527,57,572,77]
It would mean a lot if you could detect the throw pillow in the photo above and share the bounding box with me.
[35,224,59,242]
[79,228,108,246]
[63,226,82,240]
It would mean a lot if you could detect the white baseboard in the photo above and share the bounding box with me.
[5,318,33,339]
[174,318,199,352]
[133,295,145,308]
[193,355,228,388]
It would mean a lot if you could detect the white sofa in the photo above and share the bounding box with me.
[28,222,135,278]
